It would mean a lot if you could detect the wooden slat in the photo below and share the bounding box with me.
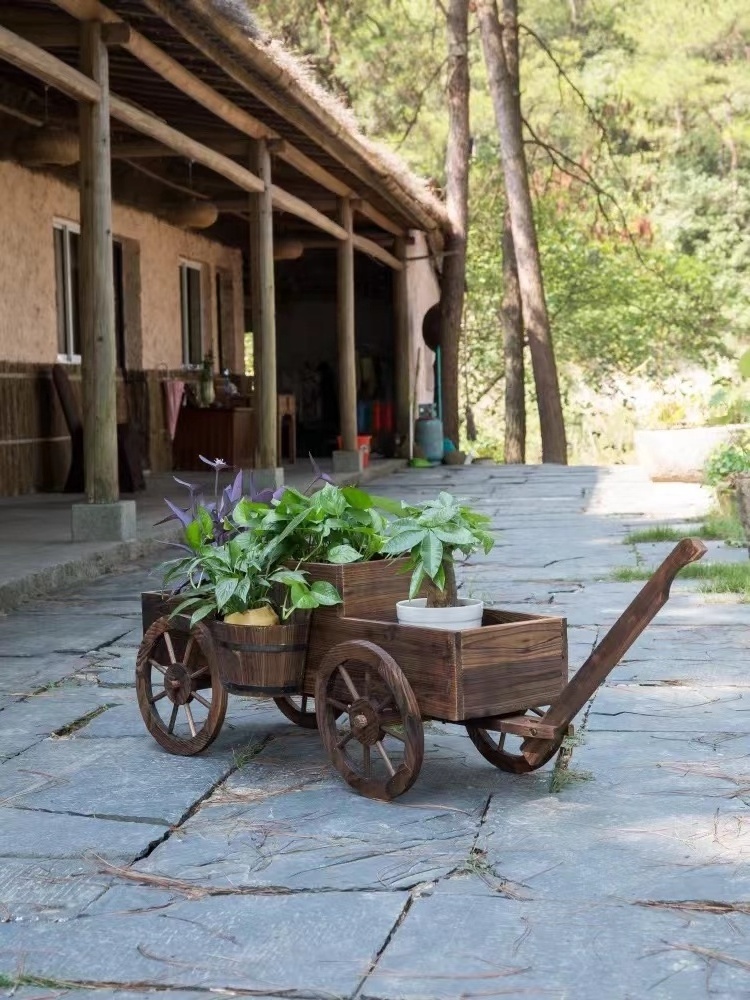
[0,23,100,102]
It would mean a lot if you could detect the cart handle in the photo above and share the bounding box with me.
[542,536,707,732]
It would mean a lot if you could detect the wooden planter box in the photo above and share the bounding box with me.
[299,561,568,722]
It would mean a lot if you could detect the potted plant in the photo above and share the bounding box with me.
[704,429,750,521]
[155,456,341,693]
[381,491,495,630]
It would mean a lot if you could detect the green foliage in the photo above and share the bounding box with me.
[161,526,341,627]
[232,482,389,566]
[614,561,750,601]
[622,526,685,544]
[382,492,494,604]
[704,431,750,487]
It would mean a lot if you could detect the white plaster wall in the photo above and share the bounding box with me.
[405,230,438,406]
[0,160,243,368]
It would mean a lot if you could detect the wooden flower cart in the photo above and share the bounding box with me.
[136,539,705,800]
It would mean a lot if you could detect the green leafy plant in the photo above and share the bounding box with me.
[232,478,389,567]
[381,492,495,607]
[162,514,341,627]
[704,431,750,489]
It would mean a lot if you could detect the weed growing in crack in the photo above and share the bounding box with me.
[52,704,114,738]
[233,738,271,769]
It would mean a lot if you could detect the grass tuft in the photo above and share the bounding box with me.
[623,525,684,544]
[612,561,750,600]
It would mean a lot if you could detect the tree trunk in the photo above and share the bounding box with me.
[425,560,458,608]
[501,209,526,463]
[438,0,471,447]
[476,0,568,464]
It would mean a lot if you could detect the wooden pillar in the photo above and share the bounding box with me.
[79,20,117,502]
[337,197,358,452]
[393,235,411,446]
[248,139,277,469]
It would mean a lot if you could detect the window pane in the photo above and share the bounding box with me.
[54,228,67,355]
[180,265,203,366]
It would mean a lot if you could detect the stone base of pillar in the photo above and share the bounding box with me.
[332,449,364,474]
[244,467,284,493]
[71,500,137,542]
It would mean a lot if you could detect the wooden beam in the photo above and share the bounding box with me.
[109,94,264,194]
[271,187,347,241]
[48,0,411,235]
[249,140,278,470]
[138,0,429,230]
[357,201,404,237]
[352,234,403,270]
[79,20,118,502]
[337,198,358,453]
[0,24,100,102]
[393,236,411,445]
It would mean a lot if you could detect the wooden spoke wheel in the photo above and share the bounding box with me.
[315,639,424,800]
[273,694,320,729]
[466,709,562,774]
[136,616,227,756]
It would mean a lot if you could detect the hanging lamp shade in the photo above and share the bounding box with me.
[274,239,305,261]
[14,128,79,167]
[163,199,219,230]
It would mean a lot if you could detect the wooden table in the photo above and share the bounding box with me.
[172,406,255,470]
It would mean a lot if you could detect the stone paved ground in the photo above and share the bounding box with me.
[1,464,749,999]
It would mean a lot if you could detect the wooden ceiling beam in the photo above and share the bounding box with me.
[0,13,130,49]
[0,23,100,102]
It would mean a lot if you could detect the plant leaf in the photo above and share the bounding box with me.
[342,486,373,510]
[381,529,425,555]
[420,533,443,579]
[215,577,239,610]
[327,544,363,564]
[310,580,343,605]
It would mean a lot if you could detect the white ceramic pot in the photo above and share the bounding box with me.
[396,597,484,631]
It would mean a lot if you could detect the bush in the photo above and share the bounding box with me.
[704,431,750,488]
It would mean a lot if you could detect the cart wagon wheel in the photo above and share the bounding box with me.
[465,711,562,774]
[273,695,321,729]
[273,694,344,729]
[136,616,227,756]
[315,639,424,800]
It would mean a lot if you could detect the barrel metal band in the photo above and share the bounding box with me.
[221,641,308,654]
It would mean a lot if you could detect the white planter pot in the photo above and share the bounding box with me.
[634,424,748,482]
[396,597,484,631]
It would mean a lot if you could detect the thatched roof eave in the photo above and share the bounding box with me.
[182,0,449,234]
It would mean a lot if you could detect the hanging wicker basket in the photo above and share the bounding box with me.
[209,612,311,695]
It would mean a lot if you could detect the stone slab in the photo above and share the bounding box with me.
[0,737,233,826]
[136,783,484,891]
[0,891,408,996]
[0,654,84,702]
[588,683,750,731]
[0,807,167,860]
[71,501,137,543]
[360,897,750,1000]
[0,684,117,760]
[0,859,110,923]
[0,613,137,657]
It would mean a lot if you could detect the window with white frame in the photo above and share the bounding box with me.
[54,222,81,362]
[54,222,127,366]
[180,261,204,366]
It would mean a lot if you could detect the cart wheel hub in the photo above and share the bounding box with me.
[163,663,193,705]
[348,699,382,746]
